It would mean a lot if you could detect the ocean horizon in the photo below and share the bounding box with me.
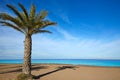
[0,59,120,67]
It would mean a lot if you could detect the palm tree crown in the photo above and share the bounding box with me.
[0,3,56,35]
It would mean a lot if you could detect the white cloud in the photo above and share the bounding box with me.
[59,13,71,24]
[0,27,120,59]
[54,26,78,40]
[32,33,120,59]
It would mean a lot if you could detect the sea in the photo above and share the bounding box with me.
[0,59,120,67]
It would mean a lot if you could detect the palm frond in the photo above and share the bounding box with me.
[30,20,56,34]
[0,13,23,27]
[20,12,29,25]
[33,21,42,28]
[35,10,48,21]
[41,20,56,28]
[18,3,28,19]
[6,4,24,23]
[29,4,36,20]
[33,29,52,34]
[0,21,25,34]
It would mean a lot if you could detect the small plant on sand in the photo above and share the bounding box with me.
[16,73,34,80]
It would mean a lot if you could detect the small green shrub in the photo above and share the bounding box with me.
[16,73,33,80]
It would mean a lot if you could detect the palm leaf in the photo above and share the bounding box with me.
[31,20,56,34]
[29,4,36,20]
[6,4,25,23]
[18,3,28,20]
[0,21,25,34]
[41,20,56,29]
[35,10,48,21]
[19,12,29,25]
[33,29,52,34]
[0,13,23,27]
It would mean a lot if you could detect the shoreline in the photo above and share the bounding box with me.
[1,59,120,67]
[0,63,120,68]
[0,64,120,80]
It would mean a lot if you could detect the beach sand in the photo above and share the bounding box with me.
[0,64,120,80]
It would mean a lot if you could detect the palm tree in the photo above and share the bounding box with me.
[0,3,56,76]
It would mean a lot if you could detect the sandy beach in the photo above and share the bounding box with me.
[0,64,120,80]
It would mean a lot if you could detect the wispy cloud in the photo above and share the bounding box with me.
[59,13,71,24]
[31,27,120,59]
[32,36,120,59]
[0,26,120,59]
[51,0,71,24]
[54,26,78,40]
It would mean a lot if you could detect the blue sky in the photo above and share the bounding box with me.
[0,0,120,59]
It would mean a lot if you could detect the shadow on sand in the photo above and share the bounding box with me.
[0,65,78,80]
[0,65,48,74]
[33,66,78,79]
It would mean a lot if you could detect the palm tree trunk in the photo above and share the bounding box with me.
[23,34,32,75]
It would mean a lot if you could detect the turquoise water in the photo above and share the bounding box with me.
[0,59,120,67]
